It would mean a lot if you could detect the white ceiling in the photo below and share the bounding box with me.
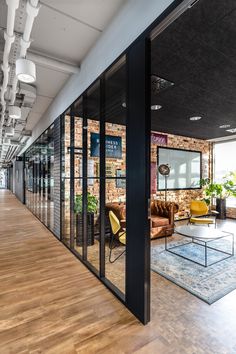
[40,0,127,32]
[0,0,127,135]
[25,0,127,131]
[31,5,100,65]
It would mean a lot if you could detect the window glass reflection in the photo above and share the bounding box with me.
[24,124,55,232]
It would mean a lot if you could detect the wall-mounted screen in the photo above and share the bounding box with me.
[90,132,122,158]
[157,147,201,190]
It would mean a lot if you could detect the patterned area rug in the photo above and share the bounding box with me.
[151,236,236,304]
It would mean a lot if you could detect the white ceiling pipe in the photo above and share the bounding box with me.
[10,0,40,105]
[6,0,20,36]
[0,64,10,101]
[21,0,40,58]
[27,52,80,74]
[2,32,15,70]
[0,0,19,129]
[10,75,18,105]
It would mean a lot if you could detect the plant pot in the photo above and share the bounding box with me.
[216,198,226,220]
[76,213,94,246]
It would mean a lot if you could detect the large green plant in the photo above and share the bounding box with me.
[223,171,236,198]
[201,171,236,203]
[74,192,98,214]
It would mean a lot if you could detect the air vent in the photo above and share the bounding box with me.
[151,75,174,94]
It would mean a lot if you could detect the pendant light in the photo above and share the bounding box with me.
[16,58,36,83]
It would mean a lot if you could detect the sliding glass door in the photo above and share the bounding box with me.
[60,46,151,324]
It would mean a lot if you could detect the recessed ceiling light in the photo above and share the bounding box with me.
[122,102,162,110]
[226,128,236,133]
[151,105,162,111]
[189,116,202,121]
[219,124,231,129]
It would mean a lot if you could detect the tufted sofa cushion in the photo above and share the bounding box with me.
[105,202,125,221]
[150,200,179,239]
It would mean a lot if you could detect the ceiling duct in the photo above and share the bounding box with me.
[9,105,21,119]
[0,0,20,130]
[4,137,10,145]
[18,82,37,107]
[21,129,32,136]
[1,0,40,165]
[10,0,40,106]
[6,84,36,126]
[10,140,20,146]
[5,126,15,136]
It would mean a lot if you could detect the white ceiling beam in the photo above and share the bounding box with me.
[27,51,80,74]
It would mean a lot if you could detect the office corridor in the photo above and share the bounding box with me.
[0,190,138,353]
[1,190,236,354]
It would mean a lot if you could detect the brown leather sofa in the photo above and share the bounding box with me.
[150,200,178,239]
[105,202,126,231]
[105,200,178,239]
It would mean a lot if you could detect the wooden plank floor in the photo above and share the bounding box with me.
[1,190,236,353]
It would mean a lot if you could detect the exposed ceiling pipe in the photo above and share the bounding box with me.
[6,83,36,126]
[10,0,40,106]
[27,51,80,74]
[0,0,19,137]
[5,145,13,161]
[10,146,18,160]
[1,0,40,164]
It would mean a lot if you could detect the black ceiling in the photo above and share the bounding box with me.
[73,0,236,140]
[151,0,236,139]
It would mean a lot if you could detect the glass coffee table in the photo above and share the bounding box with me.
[165,225,234,267]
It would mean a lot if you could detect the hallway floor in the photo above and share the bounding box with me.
[1,190,236,354]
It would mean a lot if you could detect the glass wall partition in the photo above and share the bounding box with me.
[61,110,71,246]
[105,57,126,293]
[73,99,84,257]
[24,123,55,232]
[60,43,151,324]
[61,61,127,295]
[86,82,100,272]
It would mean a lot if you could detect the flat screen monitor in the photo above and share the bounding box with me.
[157,147,201,190]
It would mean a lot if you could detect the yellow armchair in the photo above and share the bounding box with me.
[189,200,217,227]
[108,211,126,263]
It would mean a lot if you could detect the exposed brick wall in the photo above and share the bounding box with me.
[64,116,236,218]
[65,117,126,203]
[226,207,236,219]
[151,132,211,212]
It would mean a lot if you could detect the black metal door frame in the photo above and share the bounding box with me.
[58,0,188,325]
[60,40,150,324]
[126,37,151,324]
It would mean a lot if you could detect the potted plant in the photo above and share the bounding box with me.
[74,192,98,246]
[200,172,236,219]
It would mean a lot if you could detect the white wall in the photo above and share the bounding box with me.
[21,0,175,153]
